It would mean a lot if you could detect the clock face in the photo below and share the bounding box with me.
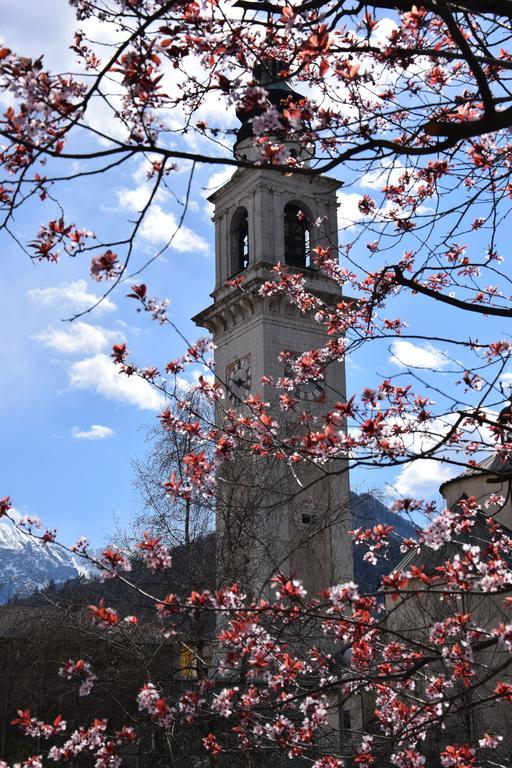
[285,359,325,402]
[226,356,252,405]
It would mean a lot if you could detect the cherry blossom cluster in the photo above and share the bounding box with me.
[0,51,86,172]
[90,251,121,282]
[99,546,132,579]
[11,711,66,739]
[137,683,176,727]
[137,531,172,570]
[126,283,170,323]
[29,220,93,263]
[59,659,97,697]
[6,495,512,766]
[46,719,128,768]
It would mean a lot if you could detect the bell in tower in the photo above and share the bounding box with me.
[193,62,353,599]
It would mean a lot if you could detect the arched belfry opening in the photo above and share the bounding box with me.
[230,207,249,276]
[284,204,311,269]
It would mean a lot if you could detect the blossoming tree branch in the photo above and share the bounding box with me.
[2,1,512,767]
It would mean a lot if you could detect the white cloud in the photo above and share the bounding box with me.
[139,205,209,252]
[337,192,366,230]
[28,280,116,314]
[359,159,407,191]
[337,188,432,235]
[69,354,164,411]
[499,372,512,391]
[71,424,115,441]
[115,181,171,212]
[202,167,234,197]
[132,157,194,185]
[370,17,399,47]
[158,53,238,132]
[390,405,499,499]
[389,341,449,370]
[393,459,457,498]
[178,365,215,391]
[0,0,76,71]
[389,410,498,461]
[383,414,452,457]
[201,167,234,216]
[33,321,121,356]
[116,181,209,253]
[116,185,154,212]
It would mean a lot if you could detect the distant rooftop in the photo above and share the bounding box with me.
[440,452,512,493]
[392,507,512,577]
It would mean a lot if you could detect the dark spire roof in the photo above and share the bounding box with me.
[234,59,302,149]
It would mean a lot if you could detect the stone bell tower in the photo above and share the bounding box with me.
[193,64,353,598]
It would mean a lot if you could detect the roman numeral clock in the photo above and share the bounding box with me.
[285,356,325,403]
[226,355,252,405]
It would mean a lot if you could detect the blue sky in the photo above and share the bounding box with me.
[1,1,511,546]
[0,0,225,542]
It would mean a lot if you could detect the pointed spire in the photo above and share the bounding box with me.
[234,59,302,153]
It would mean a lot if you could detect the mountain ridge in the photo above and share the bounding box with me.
[0,521,96,603]
[1,492,418,605]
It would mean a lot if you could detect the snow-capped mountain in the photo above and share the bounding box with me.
[0,521,96,603]
[0,492,417,604]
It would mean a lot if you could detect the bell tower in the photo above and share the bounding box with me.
[193,67,353,598]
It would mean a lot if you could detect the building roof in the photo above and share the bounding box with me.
[439,452,512,493]
[391,506,512,577]
[234,59,303,149]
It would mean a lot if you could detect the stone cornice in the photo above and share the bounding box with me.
[192,261,344,336]
[207,166,343,205]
